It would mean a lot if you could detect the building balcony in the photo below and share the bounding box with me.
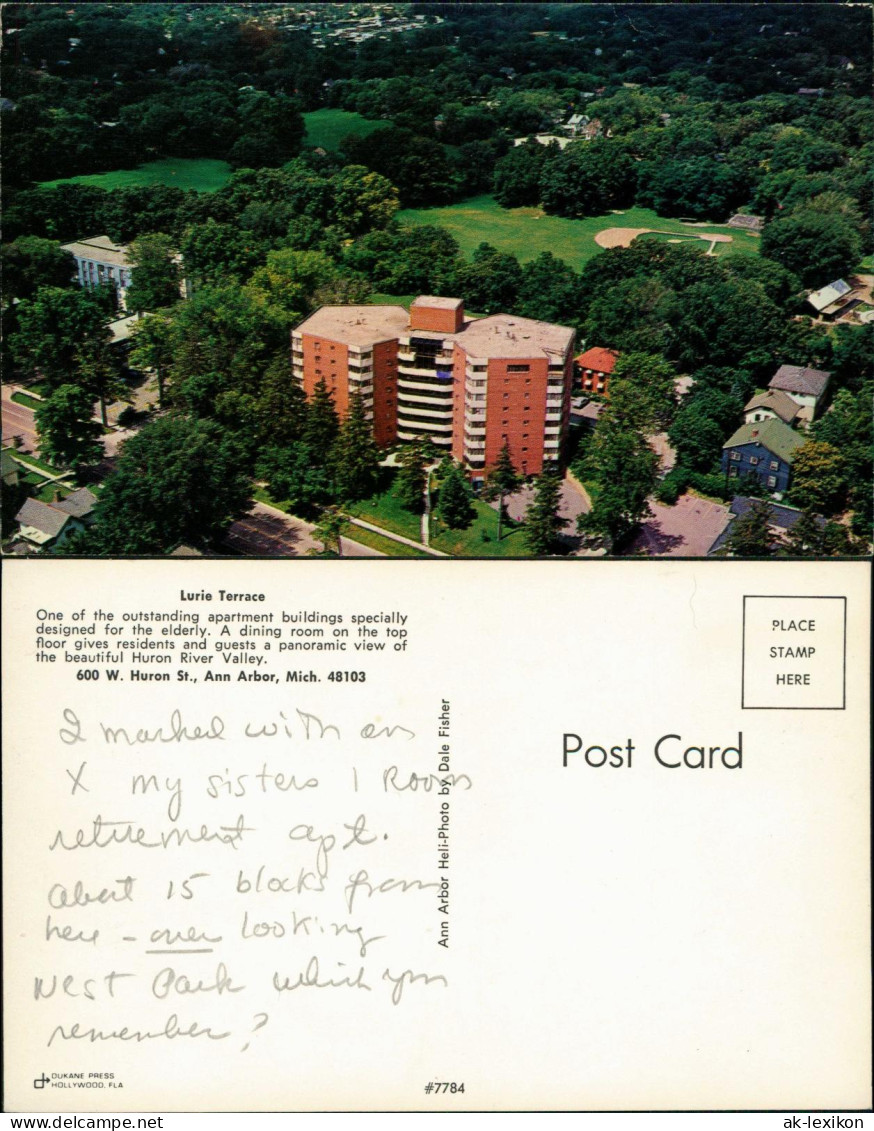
[398,363,442,378]
[398,376,454,393]
[397,406,453,423]
[398,428,452,445]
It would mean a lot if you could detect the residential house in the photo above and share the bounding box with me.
[743,389,800,427]
[807,279,856,320]
[721,418,805,494]
[13,488,97,550]
[708,496,825,555]
[768,364,831,421]
[575,347,619,396]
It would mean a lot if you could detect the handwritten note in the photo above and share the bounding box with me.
[4,560,871,1111]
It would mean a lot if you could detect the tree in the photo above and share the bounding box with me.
[75,334,125,427]
[255,355,308,448]
[455,243,522,315]
[515,252,583,326]
[34,384,102,470]
[128,313,177,408]
[492,140,553,208]
[125,234,182,314]
[1,237,75,303]
[539,139,637,217]
[331,166,399,238]
[395,440,430,513]
[481,440,521,540]
[11,287,107,389]
[761,209,862,288]
[782,508,825,556]
[524,467,563,555]
[609,352,678,432]
[668,388,743,472]
[578,421,658,551]
[301,378,340,465]
[330,392,381,503]
[438,465,475,530]
[311,506,346,557]
[244,248,340,334]
[723,499,776,557]
[84,416,250,554]
[256,443,332,518]
[635,156,748,220]
[788,440,846,516]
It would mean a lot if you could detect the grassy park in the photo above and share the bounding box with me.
[39,158,233,193]
[397,195,761,269]
[302,109,384,152]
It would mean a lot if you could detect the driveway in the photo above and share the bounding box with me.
[222,502,384,558]
[632,494,731,557]
[494,474,591,553]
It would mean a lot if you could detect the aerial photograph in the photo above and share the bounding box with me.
[1,2,871,558]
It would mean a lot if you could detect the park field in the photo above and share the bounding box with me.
[397,195,761,270]
[39,158,233,193]
[303,109,384,152]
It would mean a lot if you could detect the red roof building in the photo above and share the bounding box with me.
[575,347,619,396]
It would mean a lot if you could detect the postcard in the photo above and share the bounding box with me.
[2,557,871,1111]
[2,0,872,1119]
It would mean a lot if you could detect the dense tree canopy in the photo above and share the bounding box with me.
[81,415,251,554]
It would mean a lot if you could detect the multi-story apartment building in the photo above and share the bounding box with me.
[61,235,133,308]
[292,296,575,476]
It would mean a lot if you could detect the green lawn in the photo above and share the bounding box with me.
[11,391,42,410]
[430,497,527,557]
[303,109,384,152]
[342,525,428,558]
[39,158,232,193]
[347,474,424,542]
[4,449,67,478]
[397,195,761,270]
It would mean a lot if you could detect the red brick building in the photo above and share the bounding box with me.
[575,346,619,396]
[293,297,575,476]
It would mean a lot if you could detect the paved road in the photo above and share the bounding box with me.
[2,385,40,454]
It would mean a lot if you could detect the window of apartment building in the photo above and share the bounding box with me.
[507,365,530,373]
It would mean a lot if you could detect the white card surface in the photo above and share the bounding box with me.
[2,558,870,1112]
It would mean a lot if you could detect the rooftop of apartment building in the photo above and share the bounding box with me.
[294,298,574,359]
[293,304,410,347]
[60,235,130,267]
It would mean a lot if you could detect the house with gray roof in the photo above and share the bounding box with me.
[708,497,825,555]
[721,418,805,495]
[768,364,831,422]
[743,389,800,427]
[13,489,97,549]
